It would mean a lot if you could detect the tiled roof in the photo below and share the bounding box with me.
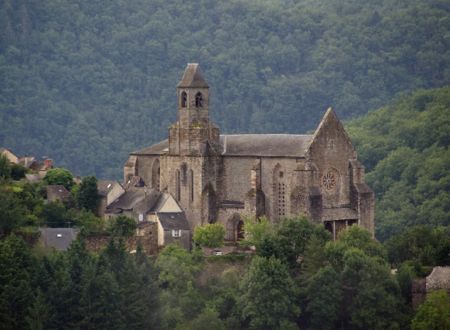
[321,208,359,221]
[158,212,190,231]
[426,266,450,291]
[39,228,79,251]
[97,180,120,197]
[132,134,313,157]
[177,63,209,88]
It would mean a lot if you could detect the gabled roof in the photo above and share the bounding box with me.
[46,185,71,202]
[307,107,354,152]
[39,228,79,251]
[158,212,190,231]
[177,63,209,88]
[97,180,122,197]
[105,188,161,214]
[132,134,313,157]
[105,188,147,213]
[133,190,162,214]
[131,139,168,155]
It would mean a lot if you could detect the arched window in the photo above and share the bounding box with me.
[152,159,160,191]
[175,169,181,201]
[189,169,194,202]
[181,91,187,108]
[195,92,203,108]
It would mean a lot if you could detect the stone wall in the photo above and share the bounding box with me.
[84,222,158,255]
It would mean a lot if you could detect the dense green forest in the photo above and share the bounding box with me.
[0,124,449,328]
[346,87,450,241]
[1,0,449,177]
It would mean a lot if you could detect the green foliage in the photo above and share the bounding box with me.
[44,168,73,190]
[193,223,225,248]
[256,216,331,269]
[75,176,99,213]
[107,215,136,237]
[0,187,26,236]
[239,256,300,329]
[41,201,70,228]
[0,154,11,179]
[189,308,225,330]
[347,87,450,240]
[300,226,406,329]
[1,1,449,178]
[0,235,36,329]
[10,163,27,180]
[305,266,342,330]
[386,225,450,267]
[412,290,450,330]
[156,244,204,327]
[70,209,104,236]
[241,216,273,248]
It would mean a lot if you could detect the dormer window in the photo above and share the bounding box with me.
[195,92,203,108]
[181,91,187,108]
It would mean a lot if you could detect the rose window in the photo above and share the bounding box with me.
[322,170,337,190]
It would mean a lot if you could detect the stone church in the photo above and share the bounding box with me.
[123,63,374,241]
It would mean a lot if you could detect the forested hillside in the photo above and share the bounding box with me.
[346,87,450,241]
[1,0,449,177]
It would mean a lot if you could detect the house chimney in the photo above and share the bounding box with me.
[43,159,53,170]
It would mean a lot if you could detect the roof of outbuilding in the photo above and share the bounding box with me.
[97,180,120,197]
[46,185,71,201]
[105,188,162,214]
[105,188,147,213]
[321,208,359,221]
[39,228,79,251]
[177,63,209,88]
[132,134,313,157]
[158,212,190,231]
[426,266,450,291]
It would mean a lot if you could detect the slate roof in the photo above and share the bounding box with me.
[158,212,190,231]
[97,180,120,197]
[177,63,209,88]
[46,185,71,202]
[221,134,312,157]
[132,134,313,157]
[105,188,161,214]
[39,228,79,251]
[321,208,359,221]
[131,140,169,155]
[133,190,162,214]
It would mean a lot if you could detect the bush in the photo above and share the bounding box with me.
[193,224,225,248]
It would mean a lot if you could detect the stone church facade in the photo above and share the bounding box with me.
[124,63,374,240]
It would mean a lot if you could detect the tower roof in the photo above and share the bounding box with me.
[177,63,209,88]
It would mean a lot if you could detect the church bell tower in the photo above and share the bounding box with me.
[169,63,220,156]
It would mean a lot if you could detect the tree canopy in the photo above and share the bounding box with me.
[1,0,449,178]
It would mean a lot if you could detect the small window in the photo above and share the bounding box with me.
[56,234,62,238]
[138,213,144,222]
[195,92,203,108]
[172,229,181,238]
[181,91,187,108]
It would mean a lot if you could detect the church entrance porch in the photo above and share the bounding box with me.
[324,219,358,240]
[226,214,244,242]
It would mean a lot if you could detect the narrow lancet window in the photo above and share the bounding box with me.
[195,92,203,108]
[181,91,187,108]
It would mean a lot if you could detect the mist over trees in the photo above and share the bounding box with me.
[1,0,449,177]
